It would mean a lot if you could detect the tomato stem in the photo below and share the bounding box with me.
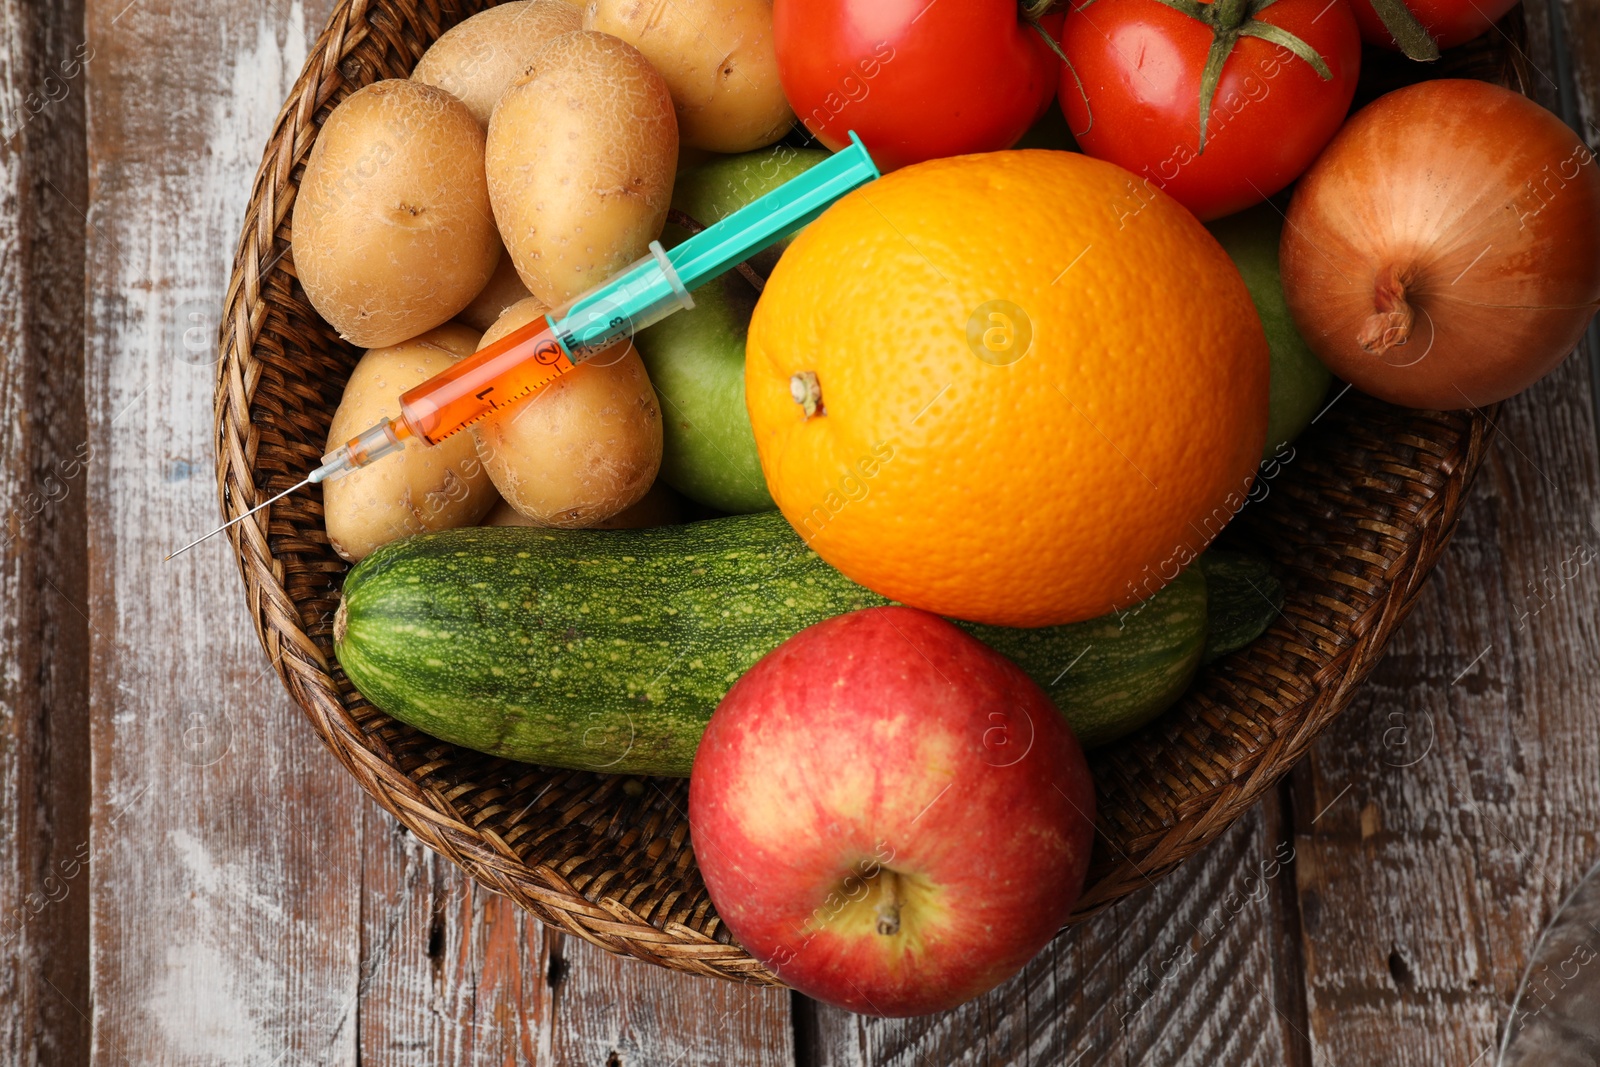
[1038,0,1337,152]
[1211,0,1250,28]
[1161,0,1340,153]
[1023,11,1093,135]
[1363,0,1441,61]
[1195,28,1241,154]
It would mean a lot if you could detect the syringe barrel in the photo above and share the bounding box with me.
[396,315,574,444]
[391,241,693,446]
[551,240,693,358]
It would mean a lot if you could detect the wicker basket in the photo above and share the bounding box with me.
[216,1,1519,983]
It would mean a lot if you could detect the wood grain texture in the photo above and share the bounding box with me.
[0,0,91,1064]
[356,804,556,1065]
[1288,10,1600,1064]
[82,1,372,1064]
[549,935,795,1067]
[1290,353,1600,1062]
[1548,0,1599,134]
[355,799,796,1067]
[804,800,1309,1067]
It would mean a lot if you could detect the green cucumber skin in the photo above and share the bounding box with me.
[964,566,1206,750]
[336,517,884,776]
[1198,550,1284,664]
[336,513,1208,775]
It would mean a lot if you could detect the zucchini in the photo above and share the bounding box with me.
[967,569,1206,750]
[1198,550,1284,663]
[334,512,1208,775]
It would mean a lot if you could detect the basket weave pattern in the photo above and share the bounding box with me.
[216,0,1497,983]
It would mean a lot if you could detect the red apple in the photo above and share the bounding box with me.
[688,606,1096,1016]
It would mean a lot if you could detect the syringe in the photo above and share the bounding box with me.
[317,237,696,476]
[168,133,879,561]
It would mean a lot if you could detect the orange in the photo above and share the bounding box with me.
[745,150,1269,628]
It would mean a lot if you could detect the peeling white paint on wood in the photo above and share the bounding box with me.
[85,1,359,1065]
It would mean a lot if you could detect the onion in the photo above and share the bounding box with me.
[1281,79,1600,409]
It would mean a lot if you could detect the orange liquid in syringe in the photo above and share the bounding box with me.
[397,315,576,444]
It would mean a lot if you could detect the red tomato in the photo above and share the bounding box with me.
[1350,0,1519,51]
[1058,0,1361,220]
[773,0,1063,172]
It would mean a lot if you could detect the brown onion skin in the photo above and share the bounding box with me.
[1281,79,1600,409]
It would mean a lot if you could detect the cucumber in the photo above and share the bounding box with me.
[334,513,1208,775]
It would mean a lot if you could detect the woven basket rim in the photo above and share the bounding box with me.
[214,0,1506,985]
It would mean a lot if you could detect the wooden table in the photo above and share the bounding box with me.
[3,2,1598,1063]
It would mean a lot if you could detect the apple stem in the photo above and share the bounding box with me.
[875,870,903,936]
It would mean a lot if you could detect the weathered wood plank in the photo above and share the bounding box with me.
[548,935,796,1067]
[355,796,798,1067]
[82,2,375,1064]
[1548,0,1599,135]
[1289,7,1600,1062]
[805,800,1308,1067]
[1291,354,1600,1063]
[0,1,91,1065]
[357,806,556,1065]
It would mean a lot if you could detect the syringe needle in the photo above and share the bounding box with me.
[163,475,314,562]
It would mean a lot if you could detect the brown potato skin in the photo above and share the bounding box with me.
[410,0,581,128]
[485,31,677,306]
[584,0,792,153]
[471,298,662,527]
[324,324,499,562]
[293,80,499,349]
[457,247,532,332]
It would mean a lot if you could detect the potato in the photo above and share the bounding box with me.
[411,0,580,128]
[482,479,683,530]
[472,297,661,526]
[324,324,499,561]
[293,80,499,349]
[485,31,677,305]
[584,0,791,153]
[457,246,532,331]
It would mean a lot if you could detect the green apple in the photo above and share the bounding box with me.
[1207,203,1333,458]
[641,274,772,513]
[636,146,830,514]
